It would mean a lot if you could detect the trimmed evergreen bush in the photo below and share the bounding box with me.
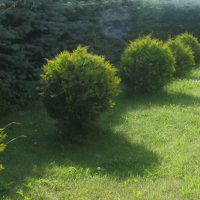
[166,38,195,77]
[176,33,200,66]
[40,46,120,135]
[120,36,175,94]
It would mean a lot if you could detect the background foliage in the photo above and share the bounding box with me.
[1,0,200,109]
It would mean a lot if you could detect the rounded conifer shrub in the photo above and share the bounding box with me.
[166,38,195,77]
[176,33,200,66]
[40,46,120,134]
[120,36,175,94]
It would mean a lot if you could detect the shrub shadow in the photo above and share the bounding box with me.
[120,90,200,108]
[56,88,200,178]
[0,102,159,198]
[2,90,199,197]
[58,128,159,179]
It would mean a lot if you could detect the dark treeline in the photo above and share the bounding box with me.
[1,0,200,109]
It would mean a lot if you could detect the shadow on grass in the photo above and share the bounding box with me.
[59,129,159,179]
[0,102,159,198]
[102,91,200,129]
[186,72,200,81]
[1,90,200,197]
[120,90,200,108]
[186,78,200,82]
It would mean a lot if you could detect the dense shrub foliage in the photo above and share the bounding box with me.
[0,0,67,111]
[120,36,175,94]
[166,38,195,77]
[0,128,6,172]
[2,0,200,111]
[176,33,200,66]
[40,47,120,134]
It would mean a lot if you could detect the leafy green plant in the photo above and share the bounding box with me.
[16,182,33,200]
[0,127,6,172]
[0,122,23,171]
[176,33,200,66]
[166,38,195,77]
[120,36,175,94]
[40,46,120,137]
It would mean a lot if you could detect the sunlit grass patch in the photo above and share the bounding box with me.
[2,70,200,199]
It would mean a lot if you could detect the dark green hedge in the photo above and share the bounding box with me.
[1,0,200,109]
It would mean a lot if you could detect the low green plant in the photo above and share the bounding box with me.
[176,33,200,66]
[120,36,175,94]
[166,38,195,77]
[0,127,6,172]
[16,182,33,200]
[0,122,23,172]
[40,46,120,137]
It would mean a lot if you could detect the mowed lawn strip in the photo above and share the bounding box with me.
[1,69,200,200]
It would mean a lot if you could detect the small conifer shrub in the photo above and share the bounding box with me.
[176,33,200,66]
[167,38,195,77]
[40,46,120,136]
[120,36,175,94]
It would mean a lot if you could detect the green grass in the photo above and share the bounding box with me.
[2,69,200,199]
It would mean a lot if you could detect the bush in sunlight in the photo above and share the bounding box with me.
[40,46,120,137]
[120,36,175,94]
[167,38,195,77]
[176,33,200,66]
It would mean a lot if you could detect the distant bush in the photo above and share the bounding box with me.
[176,33,200,66]
[120,36,175,94]
[166,38,195,77]
[0,127,6,172]
[40,46,120,136]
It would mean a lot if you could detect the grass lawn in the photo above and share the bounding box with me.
[1,69,200,200]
